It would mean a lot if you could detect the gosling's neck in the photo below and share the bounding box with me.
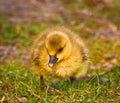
[63,40,72,59]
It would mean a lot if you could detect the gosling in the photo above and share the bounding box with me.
[31,27,89,89]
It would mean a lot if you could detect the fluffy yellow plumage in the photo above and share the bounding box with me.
[31,27,89,88]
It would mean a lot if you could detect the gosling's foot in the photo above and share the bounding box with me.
[40,84,47,91]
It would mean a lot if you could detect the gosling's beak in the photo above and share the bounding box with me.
[48,55,58,67]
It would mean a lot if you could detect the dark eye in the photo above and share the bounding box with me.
[58,48,63,52]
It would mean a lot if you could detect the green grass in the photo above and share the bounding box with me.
[0,62,120,103]
[0,19,47,45]
[0,20,120,103]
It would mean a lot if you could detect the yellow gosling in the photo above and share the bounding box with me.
[31,27,89,89]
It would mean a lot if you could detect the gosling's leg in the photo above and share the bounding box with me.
[40,76,47,91]
[70,77,76,87]
[40,76,55,94]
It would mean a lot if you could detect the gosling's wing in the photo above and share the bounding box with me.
[31,31,48,62]
[75,36,89,62]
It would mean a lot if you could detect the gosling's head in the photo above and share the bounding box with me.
[45,31,72,67]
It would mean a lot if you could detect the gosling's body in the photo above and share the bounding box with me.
[31,27,89,81]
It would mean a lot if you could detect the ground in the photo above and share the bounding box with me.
[0,0,120,102]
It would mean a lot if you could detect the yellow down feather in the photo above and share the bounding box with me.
[31,27,89,80]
